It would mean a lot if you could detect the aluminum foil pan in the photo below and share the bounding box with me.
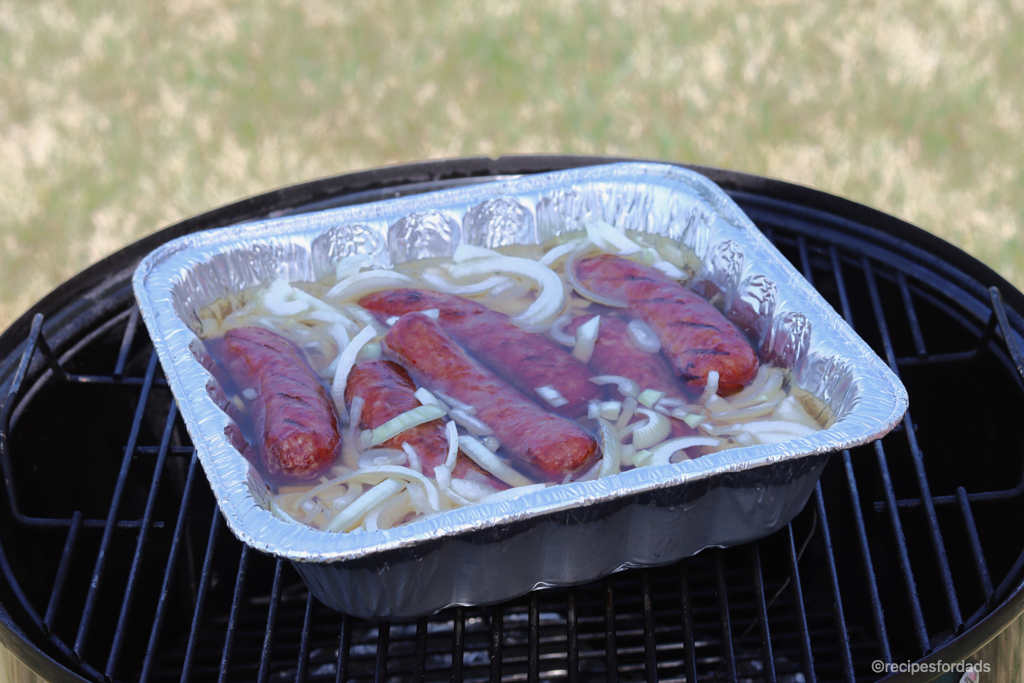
[133,163,908,618]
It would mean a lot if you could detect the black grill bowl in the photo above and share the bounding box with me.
[2,156,1023,683]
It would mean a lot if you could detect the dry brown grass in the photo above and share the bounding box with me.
[2,0,1023,330]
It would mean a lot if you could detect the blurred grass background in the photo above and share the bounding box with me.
[2,0,1023,332]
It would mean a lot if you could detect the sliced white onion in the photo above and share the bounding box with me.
[708,401,781,424]
[415,387,440,407]
[589,375,640,398]
[448,256,566,330]
[326,478,405,532]
[357,448,408,469]
[585,220,643,255]
[443,487,476,507]
[459,436,535,488]
[358,404,447,450]
[705,395,734,413]
[652,261,686,279]
[421,269,511,296]
[334,254,374,282]
[627,319,661,353]
[261,279,310,317]
[449,477,501,502]
[643,437,722,467]
[699,370,720,403]
[475,483,547,506]
[572,315,601,363]
[405,482,434,515]
[595,418,620,478]
[402,443,422,473]
[773,396,823,430]
[482,436,501,452]
[326,269,413,300]
[487,277,519,298]
[362,489,415,531]
[598,400,622,421]
[434,464,452,491]
[241,388,257,400]
[420,308,440,320]
[670,408,705,429]
[449,407,493,436]
[329,485,361,512]
[331,326,378,414]
[539,239,584,267]
[444,421,459,469]
[452,243,502,263]
[614,397,639,431]
[433,390,475,415]
[340,305,389,336]
[630,408,673,450]
[385,316,400,326]
[565,245,628,308]
[549,313,576,347]
[637,389,665,408]
[739,420,819,437]
[341,396,364,468]
[535,385,569,408]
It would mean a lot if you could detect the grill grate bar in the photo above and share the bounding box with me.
[42,511,83,634]
[841,452,891,662]
[989,287,1024,381]
[217,545,251,683]
[452,606,466,683]
[412,617,427,683]
[641,572,657,683]
[566,588,579,683]
[296,593,316,683]
[179,508,223,683]
[713,550,738,683]
[864,258,963,633]
[73,351,160,661]
[604,577,617,683]
[677,562,698,683]
[955,488,995,604]
[1,314,66,523]
[139,451,200,683]
[897,272,928,358]
[257,559,285,683]
[813,484,855,682]
[113,307,140,380]
[490,606,504,683]
[750,544,777,683]
[783,523,817,683]
[373,620,390,683]
[105,400,179,681]
[336,615,352,683]
[872,441,929,653]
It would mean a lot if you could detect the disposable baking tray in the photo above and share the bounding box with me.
[132,162,908,618]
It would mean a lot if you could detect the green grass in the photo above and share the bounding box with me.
[2,0,1023,330]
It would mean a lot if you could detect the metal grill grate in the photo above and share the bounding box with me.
[2,174,1024,683]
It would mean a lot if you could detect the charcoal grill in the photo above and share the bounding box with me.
[1,156,1023,683]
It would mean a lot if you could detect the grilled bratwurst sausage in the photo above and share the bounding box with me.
[207,326,341,482]
[574,254,758,395]
[359,289,601,418]
[383,312,600,481]
[567,315,695,438]
[345,360,502,485]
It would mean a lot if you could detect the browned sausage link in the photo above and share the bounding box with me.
[359,289,601,418]
[567,315,695,438]
[574,255,758,395]
[345,360,504,486]
[207,326,340,482]
[383,312,600,481]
